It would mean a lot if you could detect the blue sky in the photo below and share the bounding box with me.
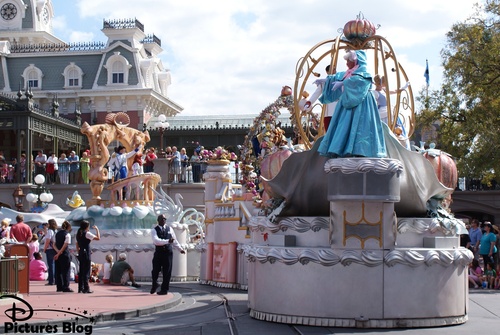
[50,0,479,116]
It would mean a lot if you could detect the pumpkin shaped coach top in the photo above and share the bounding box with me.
[342,12,378,43]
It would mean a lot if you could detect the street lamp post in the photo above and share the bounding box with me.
[25,174,53,213]
[154,114,169,158]
[12,185,25,212]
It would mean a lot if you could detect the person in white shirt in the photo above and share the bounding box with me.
[46,153,58,184]
[150,214,185,295]
[302,65,338,131]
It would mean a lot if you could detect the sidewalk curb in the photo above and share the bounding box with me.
[94,292,182,322]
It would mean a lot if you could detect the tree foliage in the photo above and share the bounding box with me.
[417,0,500,183]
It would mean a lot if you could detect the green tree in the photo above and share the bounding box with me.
[417,0,500,185]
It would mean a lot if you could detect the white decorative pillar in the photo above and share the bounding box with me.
[171,223,187,280]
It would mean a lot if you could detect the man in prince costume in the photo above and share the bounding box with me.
[317,50,386,158]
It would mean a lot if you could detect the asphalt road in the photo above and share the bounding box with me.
[90,283,500,335]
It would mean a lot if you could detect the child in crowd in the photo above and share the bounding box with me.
[468,259,483,289]
[28,234,39,261]
[29,252,48,281]
[494,264,500,290]
[70,261,77,282]
[484,262,497,289]
[102,254,114,284]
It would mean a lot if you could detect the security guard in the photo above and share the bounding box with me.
[150,214,185,295]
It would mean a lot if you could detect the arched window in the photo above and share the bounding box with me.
[104,52,132,86]
[63,63,83,89]
[112,61,124,83]
[27,70,38,88]
[22,64,43,90]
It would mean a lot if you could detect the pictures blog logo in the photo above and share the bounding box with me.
[1,295,94,334]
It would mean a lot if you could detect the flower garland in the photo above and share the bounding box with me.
[239,90,295,196]
[201,146,237,161]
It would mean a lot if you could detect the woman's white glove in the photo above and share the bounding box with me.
[399,81,410,91]
[331,81,343,91]
[313,78,326,86]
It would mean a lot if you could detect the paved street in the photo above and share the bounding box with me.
[92,283,500,335]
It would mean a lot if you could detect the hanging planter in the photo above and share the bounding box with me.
[343,12,377,41]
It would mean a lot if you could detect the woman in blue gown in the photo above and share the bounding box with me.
[317,50,386,158]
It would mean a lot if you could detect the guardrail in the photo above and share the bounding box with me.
[0,258,19,295]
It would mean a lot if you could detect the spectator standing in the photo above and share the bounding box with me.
[53,221,73,293]
[144,148,157,173]
[75,220,100,293]
[479,222,497,270]
[169,146,181,183]
[28,234,39,261]
[11,158,18,182]
[46,153,58,184]
[80,151,90,184]
[7,164,14,183]
[469,219,483,259]
[493,224,500,266]
[150,214,185,295]
[165,146,173,182]
[10,214,32,244]
[29,252,48,281]
[34,150,47,176]
[180,148,189,182]
[68,151,80,184]
[1,218,11,239]
[42,219,58,286]
[58,153,69,184]
[190,149,201,183]
[20,153,27,183]
[109,253,141,288]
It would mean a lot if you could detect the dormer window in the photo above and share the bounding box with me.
[28,70,38,88]
[104,52,131,86]
[22,64,43,90]
[112,61,124,83]
[63,63,83,89]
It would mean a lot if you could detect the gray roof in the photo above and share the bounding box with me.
[160,114,294,130]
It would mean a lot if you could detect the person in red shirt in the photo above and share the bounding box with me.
[10,214,32,244]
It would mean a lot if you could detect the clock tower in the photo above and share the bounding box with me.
[0,0,62,44]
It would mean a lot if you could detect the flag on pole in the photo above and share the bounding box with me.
[424,59,430,86]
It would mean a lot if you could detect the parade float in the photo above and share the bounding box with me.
[66,112,206,279]
[200,14,471,328]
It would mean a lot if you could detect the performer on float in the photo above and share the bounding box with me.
[317,50,386,158]
[114,145,142,180]
[372,74,411,150]
[303,65,337,131]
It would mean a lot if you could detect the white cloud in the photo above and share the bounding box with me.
[51,0,479,115]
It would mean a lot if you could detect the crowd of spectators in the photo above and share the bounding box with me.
[464,219,500,289]
[0,149,91,185]
[0,144,240,186]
